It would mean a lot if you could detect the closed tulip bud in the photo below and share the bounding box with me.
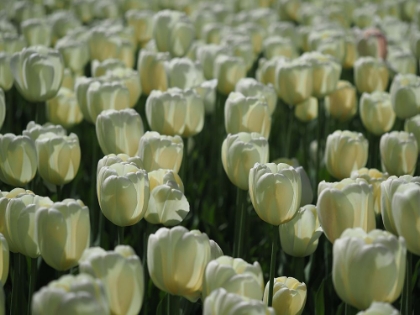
[195,79,217,114]
[317,179,375,243]
[325,130,368,180]
[21,18,51,47]
[104,68,141,108]
[256,57,288,86]
[201,23,224,45]
[0,53,13,91]
[354,57,389,93]
[279,205,323,257]
[249,163,301,225]
[0,90,4,130]
[148,226,212,302]
[389,74,420,119]
[360,92,396,135]
[35,133,81,186]
[166,58,205,89]
[10,46,64,102]
[61,69,74,91]
[380,131,417,176]
[324,81,357,122]
[79,245,144,315]
[351,168,388,215]
[263,277,307,315]
[32,274,110,315]
[73,0,95,24]
[388,50,416,77]
[5,193,53,256]
[96,109,144,156]
[357,28,388,60]
[294,97,318,122]
[300,52,342,98]
[222,35,254,72]
[204,288,275,315]
[153,10,195,57]
[23,121,66,142]
[343,36,358,69]
[388,181,420,255]
[36,199,90,270]
[74,77,99,123]
[137,50,169,95]
[196,44,232,80]
[225,92,271,139]
[91,59,125,78]
[88,29,121,62]
[97,162,149,226]
[138,131,183,173]
[126,9,154,48]
[46,87,83,129]
[275,58,313,105]
[237,23,265,55]
[0,234,9,285]
[309,29,346,64]
[97,154,143,177]
[118,39,135,69]
[263,36,297,60]
[356,302,399,315]
[332,228,406,310]
[55,36,90,76]
[235,78,277,116]
[202,255,264,300]
[86,81,131,123]
[222,133,269,190]
[145,169,189,226]
[0,33,26,55]
[214,55,247,95]
[14,3,45,24]
[405,114,420,153]
[0,134,37,186]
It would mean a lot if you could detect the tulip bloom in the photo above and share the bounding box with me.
[354,57,389,93]
[360,92,395,135]
[405,115,420,153]
[380,131,418,176]
[35,133,81,186]
[325,130,368,180]
[125,9,154,47]
[263,277,307,315]
[0,134,37,187]
[389,74,420,119]
[32,274,110,315]
[249,163,301,225]
[166,58,205,90]
[96,109,144,156]
[317,179,375,243]
[137,50,169,95]
[21,18,52,47]
[144,169,189,226]
[79,245,144,315]
[294,97,318,122]
[0,234,9,286]
[148,226,212,302]
[279,205,323,257]
[202,256,264,300]
[214,55,247,95]
[222,133,269,190]
[235,78,277,115]
[97,162,149,227]
[137,131,183,173]
[0,53,13,91]
[46,88,83,129]
[356,302,399,315]
[324,81,357,122]
[10,46,64,102]
[203,288,275,315]
[333,228,406,310]
[55,36,90,76]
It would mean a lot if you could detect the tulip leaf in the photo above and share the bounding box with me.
[315,278,325,315]
[412,258,420,291]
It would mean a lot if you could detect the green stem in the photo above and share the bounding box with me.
[267,224,278,307]
[285,105,294,158]
[167,294,171,315]
[118,226,125,245]
[11,253,23,315]
[401,251,412,315]
[315,98,324,189]
[233,188,247,258]
[56,184,63,201]
[28,257,37,314]
[95,212,104,247]
[180,137,188,182]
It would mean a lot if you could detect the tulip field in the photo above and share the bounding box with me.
[1,0,420,314]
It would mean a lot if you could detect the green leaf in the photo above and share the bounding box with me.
[315,278,326,315]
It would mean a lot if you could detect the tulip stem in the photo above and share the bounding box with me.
[268,225,278,307]
[233,188,247,258]
[56,184,63,201]
[315,99,324,190]
[11,253,23,315]
[285,104,294,158]
[118,226,124,245]
[401,251,412,315]
[28,257,37,314]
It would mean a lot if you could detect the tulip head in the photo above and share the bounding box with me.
[354,57,389,93]
[380,131,418,176]
[356,302,399,315]
[332,228,406,310]
[235,78,277,115]
[147,226,212,302]
[214,55,247,95]
[317,179,375,243]
[249,163,301,225]
[279,205,323,257]
[324,81,357,122]
[405,114,420,153]
[360,92,396,135]
[389,74,420,119]
[10,46,64,102]
[137,50,169,95]
[325,130,369,180]
[0,234,8,286]
[36,199,90,270]
[0,53,13,91]
[46,87,83,129]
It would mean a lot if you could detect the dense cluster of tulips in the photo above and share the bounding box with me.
[0,0,420,314]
